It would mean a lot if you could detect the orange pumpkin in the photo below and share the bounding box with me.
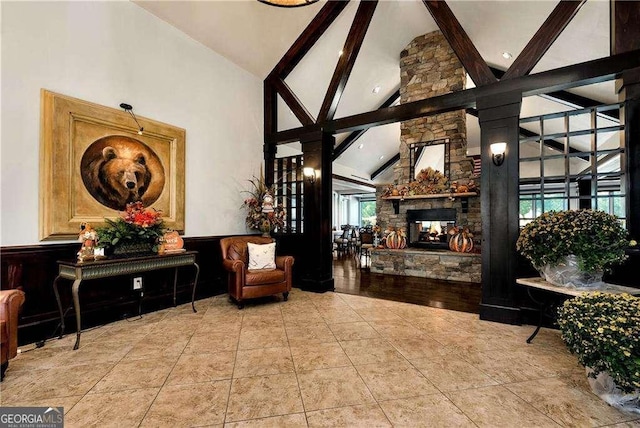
[449,230,474,253]
[163,230,184,251]
[385,230,407,249]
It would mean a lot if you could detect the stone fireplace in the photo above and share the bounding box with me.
[406,208,456,250]
[371,31,481,283]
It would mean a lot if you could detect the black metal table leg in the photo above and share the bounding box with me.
[191,262,200,313]
[526,287,546,344]
[173,267,179,307]
[71,279,82,350]
[52,275,65,338]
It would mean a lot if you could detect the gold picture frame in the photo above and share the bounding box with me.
[39,90,185,240]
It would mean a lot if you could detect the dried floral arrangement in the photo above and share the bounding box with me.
[381,167,477,198]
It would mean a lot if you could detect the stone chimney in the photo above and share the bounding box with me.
[377,30,481,241]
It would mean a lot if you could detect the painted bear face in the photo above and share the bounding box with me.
[101,146,150,200]
[81,135,164,211]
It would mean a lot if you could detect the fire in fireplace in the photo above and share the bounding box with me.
[407,209,457,249]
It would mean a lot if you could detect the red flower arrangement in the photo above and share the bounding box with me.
[97,202,165,254]
[122,201,163,228]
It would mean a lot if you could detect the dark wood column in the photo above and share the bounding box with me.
[300,131,334,292]
[478,93,522,324]
[264,81,278,185]
[612,0,640,240]
[619,71,640,240]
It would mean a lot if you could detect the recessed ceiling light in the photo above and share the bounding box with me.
[379,155,384,160]
[502,51,513,60]
[358,144,364,149]
[372,86,381,94]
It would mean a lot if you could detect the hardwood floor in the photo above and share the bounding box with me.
[333,252,481,314]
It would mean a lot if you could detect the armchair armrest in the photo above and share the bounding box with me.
[0,289,25,363]
[275,256,294,272]
[0,289,25,320]
[223,259,244,273]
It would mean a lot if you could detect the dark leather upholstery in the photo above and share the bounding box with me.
[1,289,25,381]
[220,236,294,308]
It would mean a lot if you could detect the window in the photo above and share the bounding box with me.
[272,155,303,234]
[360,200,376,226]
[519,102,625,226]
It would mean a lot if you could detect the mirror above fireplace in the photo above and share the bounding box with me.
[409,138,450,181]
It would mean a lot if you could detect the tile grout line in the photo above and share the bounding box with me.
[136,304,202,427]
[222,304,246,425]
[280,301,311,428]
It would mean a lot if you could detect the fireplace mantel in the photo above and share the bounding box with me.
[382,192,477,214]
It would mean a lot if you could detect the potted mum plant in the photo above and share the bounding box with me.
[557,292,640,413]
[516,210,628,288]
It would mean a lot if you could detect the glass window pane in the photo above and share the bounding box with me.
[568,112,591,133]
[597,129,621,151]
[520,159,540,179]
[542,157,566,179]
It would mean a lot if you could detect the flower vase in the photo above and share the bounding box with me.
[540,254,604,288]
[259,223,272,238]
[586,368,640,414]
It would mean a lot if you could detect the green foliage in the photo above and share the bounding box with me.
[96,202,165,253]
[557,292,640,392]
[516,209,628,273]
[360,201,376,226]
[97,218,164,251]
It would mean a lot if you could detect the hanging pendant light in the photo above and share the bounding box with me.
[258,0,318,8]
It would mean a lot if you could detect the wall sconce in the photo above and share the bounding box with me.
[490,142,507,166]
[303,167,316,183]
[119,103,144,135]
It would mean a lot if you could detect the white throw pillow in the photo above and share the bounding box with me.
[247,242,276,271]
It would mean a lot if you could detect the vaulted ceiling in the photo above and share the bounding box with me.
[135,0,614,192]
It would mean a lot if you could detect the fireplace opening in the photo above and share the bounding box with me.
[407,208,457,250]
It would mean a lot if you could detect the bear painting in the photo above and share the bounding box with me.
[81,135,165,211]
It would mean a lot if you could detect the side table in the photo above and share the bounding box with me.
[516,277,640,343]
[53,251,200,350]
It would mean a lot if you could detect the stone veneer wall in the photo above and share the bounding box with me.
[377,31,481,241]
[371,248,481,283]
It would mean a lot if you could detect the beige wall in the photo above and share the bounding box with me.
[1,1,264,246]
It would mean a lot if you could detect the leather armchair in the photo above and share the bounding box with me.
[1,289,25,381]
[220,236,294,309]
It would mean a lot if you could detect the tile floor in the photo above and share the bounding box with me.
[1,289,639,427]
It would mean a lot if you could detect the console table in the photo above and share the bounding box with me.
[516,277,640,343]
[53,251,200,350]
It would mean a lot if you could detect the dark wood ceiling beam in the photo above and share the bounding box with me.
[502,0,586,80]
[332,174,376,191]
[422,0,497,86]
[371,153,400,180]
[332,89,400,161]
[268,49,640,144]
[268,1,349,80]
[264,82,278,135]
[318,0,378,122]
[490,66,619,121]
[543,91,620,120]
[271,77,315,126]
